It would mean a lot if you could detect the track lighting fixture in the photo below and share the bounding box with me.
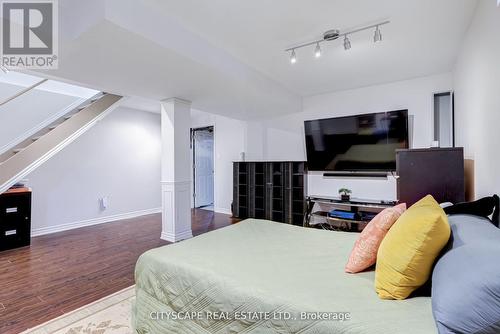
[314,43,322,58]
[285,20,389,63]
[374,25,382,43]
[343,35,351,50]
[290,49,297,64]
[0,65,8,74]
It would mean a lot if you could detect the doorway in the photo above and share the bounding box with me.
[191,126,214,210]
[433,92,455,148]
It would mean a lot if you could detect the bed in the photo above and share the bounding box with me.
[133,219,437,333]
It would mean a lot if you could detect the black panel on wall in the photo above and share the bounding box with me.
[396,148,465,206]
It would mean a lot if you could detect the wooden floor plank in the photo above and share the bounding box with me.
[0,209,239,334]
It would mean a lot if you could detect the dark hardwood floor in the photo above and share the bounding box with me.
[0,209,239,334]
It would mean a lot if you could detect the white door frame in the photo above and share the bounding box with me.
[191,126,215,209]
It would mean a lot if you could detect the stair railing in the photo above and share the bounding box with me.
[0,78,48,107]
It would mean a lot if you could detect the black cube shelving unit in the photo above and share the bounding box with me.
[233,161,307,225]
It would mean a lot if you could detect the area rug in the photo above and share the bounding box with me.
[22,286,135,334]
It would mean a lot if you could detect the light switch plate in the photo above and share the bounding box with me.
[100,196,109,210]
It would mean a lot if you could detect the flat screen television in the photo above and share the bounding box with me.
[304,110,409,172]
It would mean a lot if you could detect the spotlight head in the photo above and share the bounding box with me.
[314,43,322,58]
[343,36,351,50]
[374,26,382,43]
[290,49,297,64]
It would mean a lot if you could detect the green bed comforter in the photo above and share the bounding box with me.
[134,219,437,333]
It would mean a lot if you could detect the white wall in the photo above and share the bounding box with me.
[454,0,500,198]
[191,109,246,214]
[244,73,453,201]
[27,107,162,234]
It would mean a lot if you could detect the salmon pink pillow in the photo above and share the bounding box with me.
[345,203,406,273]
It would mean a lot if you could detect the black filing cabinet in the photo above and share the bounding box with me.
[0,190,31,251]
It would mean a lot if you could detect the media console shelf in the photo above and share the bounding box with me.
[323,172,388,179]
[304,195,397,232]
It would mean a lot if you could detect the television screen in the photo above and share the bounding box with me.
[304,110,409,171]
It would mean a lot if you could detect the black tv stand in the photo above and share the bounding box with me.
[323,171,388,179]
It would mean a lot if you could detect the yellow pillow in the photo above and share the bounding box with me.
[375,195,450,300]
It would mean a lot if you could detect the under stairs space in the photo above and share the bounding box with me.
[0,72,122,193]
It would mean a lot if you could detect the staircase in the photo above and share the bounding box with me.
[0,93,123,193]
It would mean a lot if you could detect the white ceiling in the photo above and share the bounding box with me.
[148,0,477,95]
[34,0,477,119]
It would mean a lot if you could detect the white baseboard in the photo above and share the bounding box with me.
[31,207,162,237]
[160,230,193,243]
[214,207,232,215]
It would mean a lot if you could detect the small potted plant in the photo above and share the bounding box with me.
[338,188,352,201]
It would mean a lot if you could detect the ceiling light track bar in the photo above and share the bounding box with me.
[284,20,390,52]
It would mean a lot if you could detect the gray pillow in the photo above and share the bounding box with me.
[432,214,500,334]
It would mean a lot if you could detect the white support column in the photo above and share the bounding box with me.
[160,98,193,242]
